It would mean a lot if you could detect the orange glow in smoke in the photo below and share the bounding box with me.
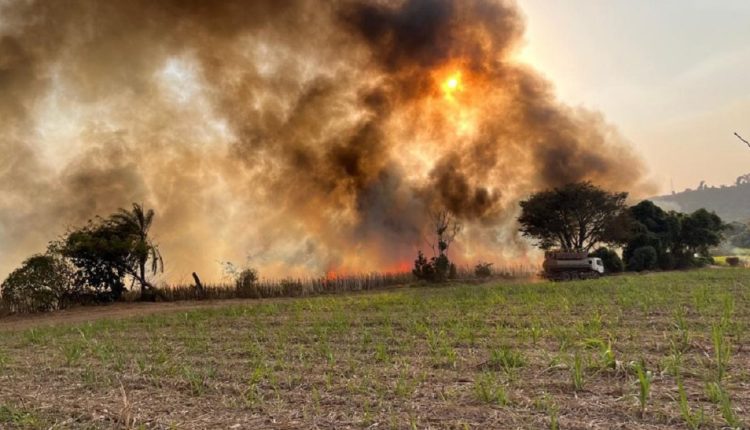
[432,68,479,136]
[441,71,464,100]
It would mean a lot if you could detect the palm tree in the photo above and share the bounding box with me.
[111,203,164,297]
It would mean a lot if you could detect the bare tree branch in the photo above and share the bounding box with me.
[430,210,462,257]
[735,132,750,148]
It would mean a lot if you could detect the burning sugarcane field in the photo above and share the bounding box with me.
[1,0,750,428]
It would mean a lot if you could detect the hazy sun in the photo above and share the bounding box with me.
[441,71,463,99]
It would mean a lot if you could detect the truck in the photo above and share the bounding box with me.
[542,251,604,281]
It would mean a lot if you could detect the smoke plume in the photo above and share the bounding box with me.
[0,0,652,282]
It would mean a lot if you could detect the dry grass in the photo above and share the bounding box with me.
[1,269,749,429]
[137,264,537,302]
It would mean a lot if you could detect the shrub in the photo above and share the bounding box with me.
[412,251,435,281]
[234,274,261,298]
[590,248,624,273]
[235,268,258,290]
[433,254,451,281]
[474,262,493,278]
[628,246,658,272]
[1,254,74,313]
[413,251,453,282]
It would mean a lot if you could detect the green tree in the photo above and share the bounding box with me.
[59,218,133,301]
[518,182,630,252]
[1,254,74,312]
[110,203,164,295]
[680,209,725,258]
[627,246,658,272]
[625,201,725,270]
[59,203,164,300]
[624,201,679,269]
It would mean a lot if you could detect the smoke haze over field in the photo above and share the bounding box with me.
[0,0,652,282]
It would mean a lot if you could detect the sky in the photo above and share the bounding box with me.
[517,0,750,194]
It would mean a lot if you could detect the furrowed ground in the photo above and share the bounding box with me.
[1,270,749,429]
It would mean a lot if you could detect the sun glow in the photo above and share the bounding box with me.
[441,71,463,100]
[432,69,479,137]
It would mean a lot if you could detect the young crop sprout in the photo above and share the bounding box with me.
[474,371,509,405]
[634,361,652,417]
[677,377,704,430]
[711,324,731,382]
[707,382,742,428]
[571,352,585,391]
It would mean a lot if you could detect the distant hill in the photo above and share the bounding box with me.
[652,175,750,222]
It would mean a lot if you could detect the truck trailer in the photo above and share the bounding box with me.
[543,251,604,281]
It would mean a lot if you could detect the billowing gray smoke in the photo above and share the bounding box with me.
[0,0,652,281]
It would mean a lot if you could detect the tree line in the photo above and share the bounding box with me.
[412,182,726,283]
[517,182,726,273]
[1,182,731,313]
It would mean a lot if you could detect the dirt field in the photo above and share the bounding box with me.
[1,270,749,429]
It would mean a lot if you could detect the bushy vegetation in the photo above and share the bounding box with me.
[627,246,658,272]
[520,183,726,274]
[1,204,164,312]
[625,201,725,271]
[413,211,460,283]
[474,262,493,278]
[412,252,456,282]
[0,254,73,313]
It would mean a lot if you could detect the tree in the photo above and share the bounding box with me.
[428,210,461,259]
[58,203,164,300]
[628,246,658,272]
[1,254,74,313]
[518,182,629,252]
[680,209,725,258]
[413,210,462,282]
[624,201,726,270]
[110,203,164,295]
[624,200,679,270]
[59,218,133,301]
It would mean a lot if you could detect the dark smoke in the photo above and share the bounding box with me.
[0,0,652,281]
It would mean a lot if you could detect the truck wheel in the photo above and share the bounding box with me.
[560,272,571,281]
